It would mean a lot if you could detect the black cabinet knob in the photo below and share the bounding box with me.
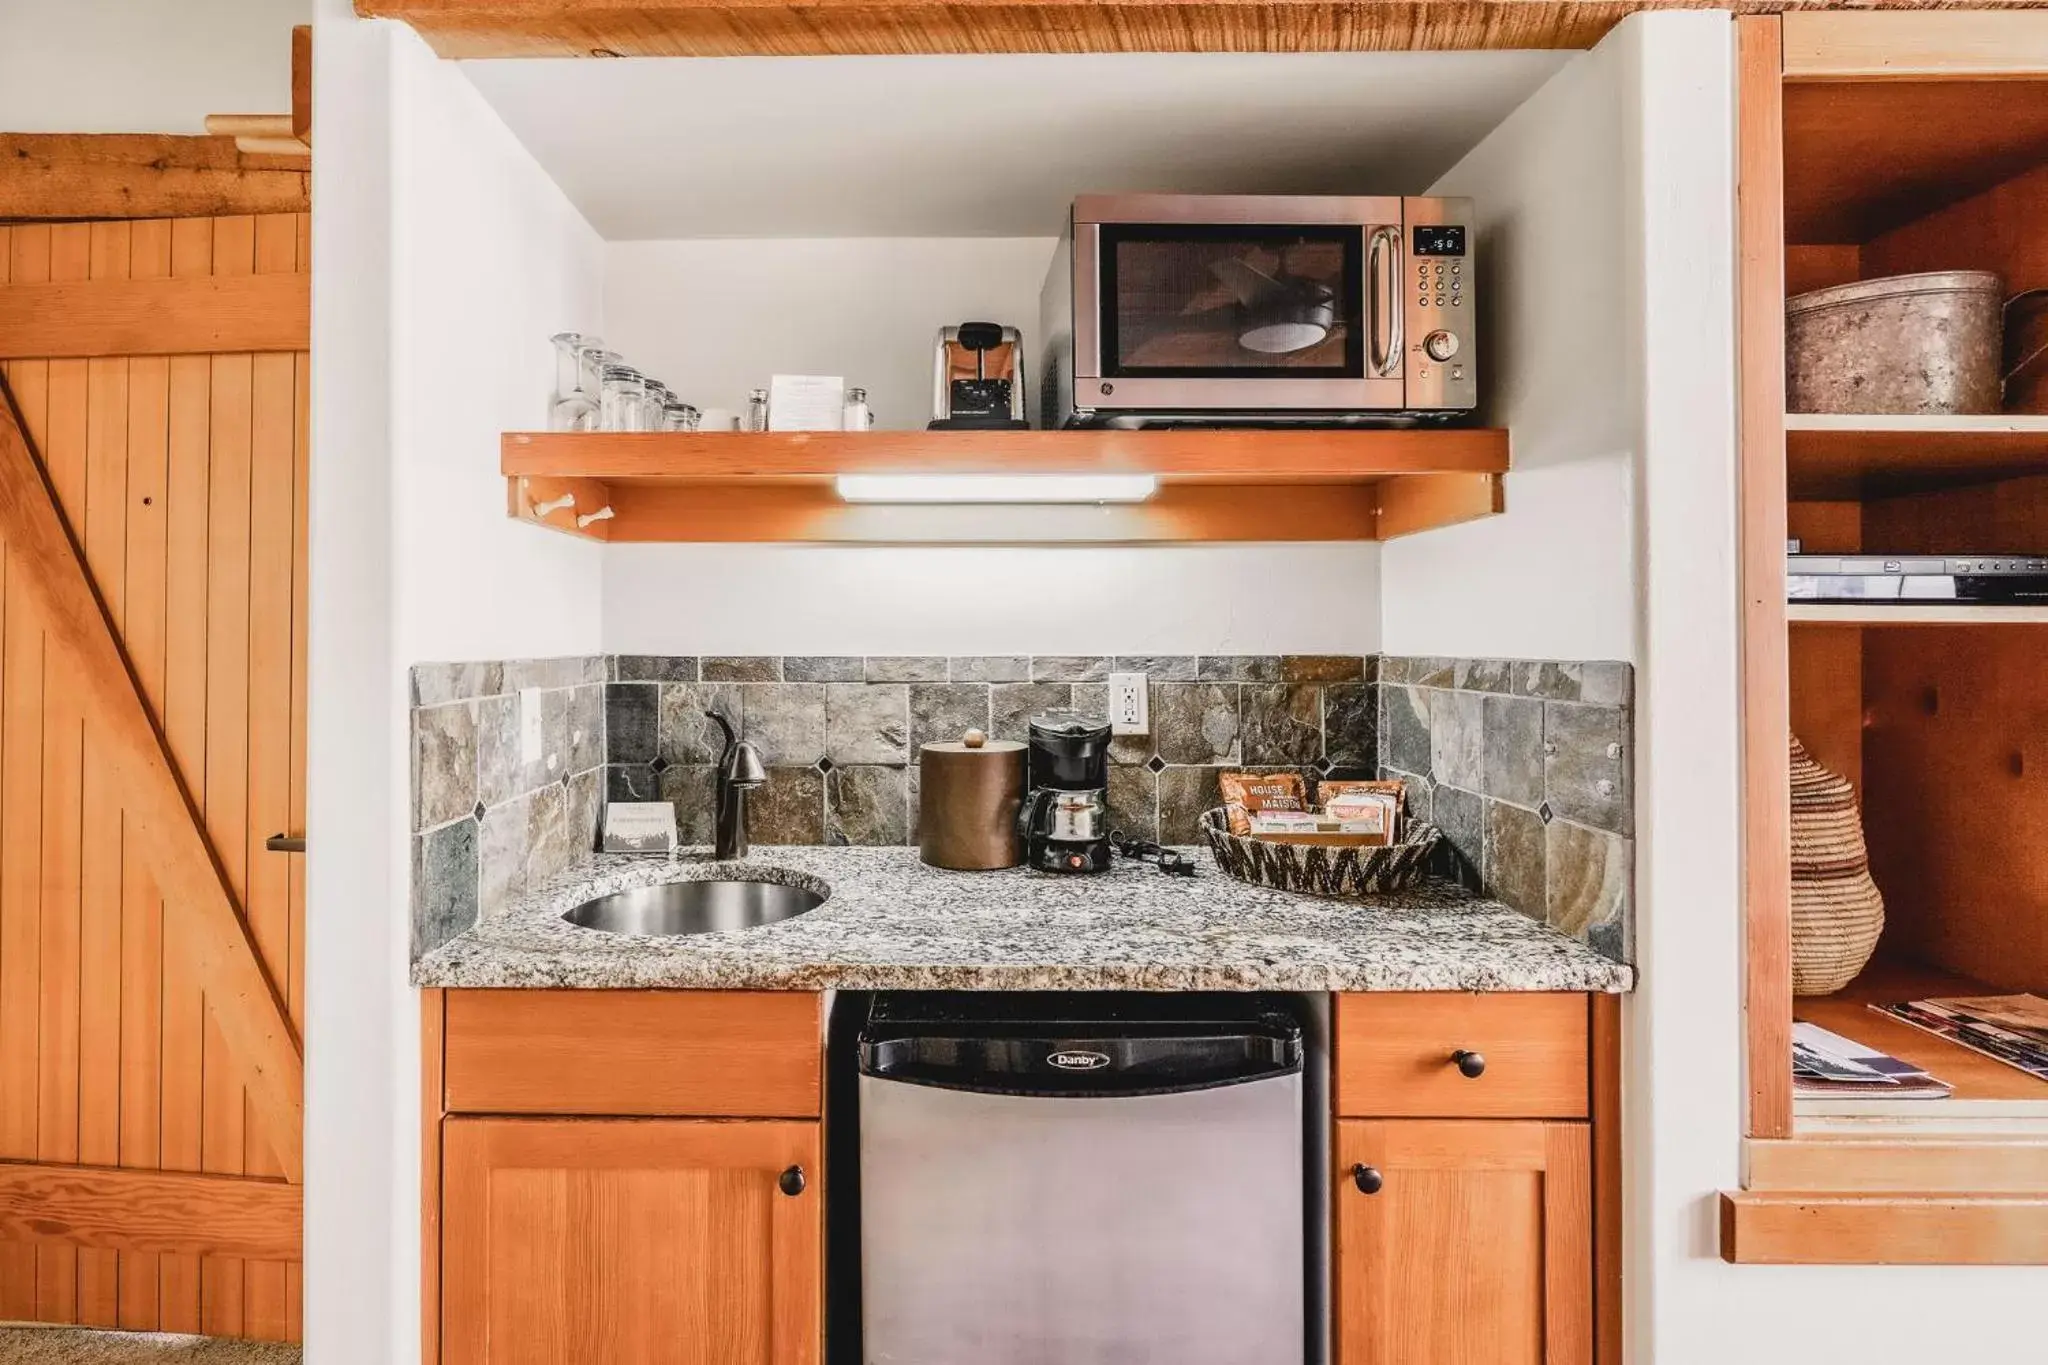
[1351,1163,1384,1195]
[1453,1049,1487,1079]
[778,1165,806,1197]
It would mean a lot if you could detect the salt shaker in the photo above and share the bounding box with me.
[842,386,873,431]
[745,388,770,433]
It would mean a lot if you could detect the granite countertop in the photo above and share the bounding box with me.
[414,845,1633,993]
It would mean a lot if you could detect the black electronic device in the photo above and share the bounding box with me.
[1787,553,2048,604]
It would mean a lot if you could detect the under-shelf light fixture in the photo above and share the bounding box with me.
[835,474,1159,504]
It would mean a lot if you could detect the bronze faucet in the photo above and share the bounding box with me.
[706,709,765,859]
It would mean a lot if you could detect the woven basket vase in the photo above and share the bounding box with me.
[1788,734,1885,995]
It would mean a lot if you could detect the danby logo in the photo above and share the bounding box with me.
[1047,1049,1111,1072]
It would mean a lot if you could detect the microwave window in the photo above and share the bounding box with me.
[1099,225,1364,379]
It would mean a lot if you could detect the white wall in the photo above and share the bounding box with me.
[464,51,1570,238]
[603,543,1379,655]
[307,8,604,1364]
[1379,43,1639,663]
[306,7,399,1362]
[0,0,306,133]
[600,237,1382,655]
[390,39,606,665]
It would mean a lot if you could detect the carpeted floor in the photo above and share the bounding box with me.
[0,1327,299,1363]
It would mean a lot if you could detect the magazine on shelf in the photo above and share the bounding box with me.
[1791,1021,1952,1098]
[1932,994,2048,1045]
[1871,993,2048,1084]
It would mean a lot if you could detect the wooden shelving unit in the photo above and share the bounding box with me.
[1786,414,2048,499]
[1788,603,2048,625]
[1731,12,2048,1265]
[502,427,1510,544]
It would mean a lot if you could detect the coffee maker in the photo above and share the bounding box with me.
[1018,710,1113,874]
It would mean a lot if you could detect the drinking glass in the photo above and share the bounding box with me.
[644,381,674,432]
[550,332,601,431]
[599,366,649,432]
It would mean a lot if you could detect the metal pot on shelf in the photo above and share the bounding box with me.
[1786,270,2004,415]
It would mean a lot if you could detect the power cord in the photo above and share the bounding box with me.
[1109,831,1198,877]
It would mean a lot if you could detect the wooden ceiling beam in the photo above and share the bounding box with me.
[0,134,308,222]
[357,0,1655,56]
[349,1,2048,59]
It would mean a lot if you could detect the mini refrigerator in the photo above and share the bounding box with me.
[856,992,1306,1365]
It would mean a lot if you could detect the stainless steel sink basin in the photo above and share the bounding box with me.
[563,878,825,937]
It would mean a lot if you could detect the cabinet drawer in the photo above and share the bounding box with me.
[1335,993,1588,1119]
[442,989,821,1118]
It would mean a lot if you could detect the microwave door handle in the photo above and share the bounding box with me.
[1368,226,1402,379]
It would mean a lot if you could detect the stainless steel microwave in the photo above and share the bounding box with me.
[1039,194,1476,426]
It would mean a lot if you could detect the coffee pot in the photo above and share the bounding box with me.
[1018,709,1113,874]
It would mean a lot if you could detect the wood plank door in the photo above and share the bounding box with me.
[1336,1119,1592,1365]
[440,1118,823,1365]
[0,214,308,1339]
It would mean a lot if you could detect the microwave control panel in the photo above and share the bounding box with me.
[1403,198,1476,411]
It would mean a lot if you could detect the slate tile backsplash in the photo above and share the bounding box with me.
[410,651,1633,967]
[601,656,1380,851]
[1377,655,1634,963]
[409,656,607,957]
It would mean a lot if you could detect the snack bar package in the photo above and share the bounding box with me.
[1219,771,1308,836]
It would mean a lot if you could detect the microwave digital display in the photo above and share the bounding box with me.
[1413,225,1467,257]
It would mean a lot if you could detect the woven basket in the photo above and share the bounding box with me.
[1201,808,1440,899]
[1789,734,1885,995]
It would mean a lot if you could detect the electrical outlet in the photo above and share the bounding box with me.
[1108,672,1148,736]
[519,687,544,765]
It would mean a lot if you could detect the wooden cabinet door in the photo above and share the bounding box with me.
[1336,1120,1590,1365]
[441,1117,820,1365]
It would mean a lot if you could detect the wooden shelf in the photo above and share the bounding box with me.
[1786,414,2048,500]
[1788,603,2048,626]
[1796,959,2048,1121]
[501,428,1510,544]
[1722,1188,2048,1264]
[1782,76,2048,243]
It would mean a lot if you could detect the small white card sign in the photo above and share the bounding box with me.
[767,374,846,432]
[603,802,679,855]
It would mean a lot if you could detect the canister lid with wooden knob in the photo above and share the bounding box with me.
[919,730,1025,870]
